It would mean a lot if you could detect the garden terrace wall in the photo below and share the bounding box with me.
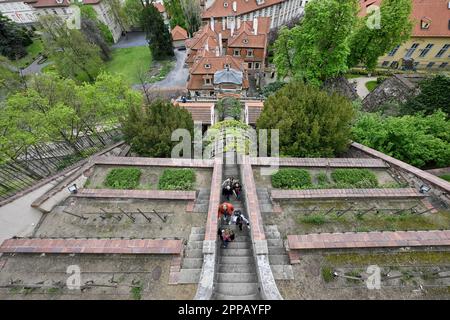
[92,156,214,168]
[239,155,283,300]
[72,189,197,200]
[271,188,425,200]
[250,157,388,168]
[350,142,450,205]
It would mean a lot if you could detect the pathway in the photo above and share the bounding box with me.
[146,49,188,89]
[111,32,147,49]
[349,76,377,99]
[212,152,261,300]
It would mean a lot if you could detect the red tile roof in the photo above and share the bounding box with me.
[174,102,214,124]
[202,0,284,18]
[26,0,101,7]
[359,0,450,37]
[171,25,188,41]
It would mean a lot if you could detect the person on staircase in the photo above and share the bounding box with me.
[220,229,232,248]
[231,210,250,231]
[232,180,242,200]
[222,184,233,201]
[218,202,234,225]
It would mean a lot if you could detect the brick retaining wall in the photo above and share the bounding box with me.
[250,157,388,168]
[271,188,425,200]
[73,189,196,200]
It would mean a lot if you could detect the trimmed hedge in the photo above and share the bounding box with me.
[331,169,378,188]
[271,169,312,189]
[104,168,141,189]
[158,169,196,190]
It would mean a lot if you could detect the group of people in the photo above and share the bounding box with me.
[217,203,250,248]
[221,177,242,201]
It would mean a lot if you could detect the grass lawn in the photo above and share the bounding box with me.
[9,38,44,69]
[365,80,378,92]
[105,46,152,84]
[344,73,361,79]
[439,174,450,182]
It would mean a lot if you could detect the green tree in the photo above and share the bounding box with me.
[121,99,194,157]
[348,0,413,70]
[180,0,202,36]
[80,6,112,61]
[274,0,358,85]
[352,111,450,168]
[0,12,33,60]
[0,56,23,96]
[256,82,355,157]
[141,2,174,60]
[123,0,144,28]
[402,75,450,116]
[39,15,103,82]
[80,5,114,45]
[164,0,187,30]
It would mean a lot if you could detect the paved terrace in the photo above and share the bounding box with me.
[250,157,388,168]
[271,188,425,200]
[0,238,183,255]
[73,189,196,200]
[91,156,214,168]
[288,230,450,251]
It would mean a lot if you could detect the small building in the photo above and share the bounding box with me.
[171,25,188,48]
[0,0,37,26]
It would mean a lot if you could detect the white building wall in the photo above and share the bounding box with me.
[0,1,36,24]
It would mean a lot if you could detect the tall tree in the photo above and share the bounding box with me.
[256,82,355,157]
[80,7,112,61]
[164,0,187,30]
[123,0,144,28]
[141,2,174,60]
[180,0,202,36]
[0,12,33,60]
[274,0,358,86]
[0,56,23,95]
[348,0,413,70]
[122,99,194,157]
[108,0,129,33]
[39,14,103,82]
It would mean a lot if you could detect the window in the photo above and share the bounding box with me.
[248,62,253,69]
[420,19,431,29]
[435,44,450,57]
[439,62,448,68]
[224,63,231,68]
[255,62,261,69]
[223,2,228,7]
[426,62,435,68]
[247,49,254,57]
[388,45,400,57]
[204,64,211,69]
[382,61,390,67]
[204,78,211,85]
[404,43,419,58]
[233,49,240,56]
[243,39,249,44]
[419,44,434,57]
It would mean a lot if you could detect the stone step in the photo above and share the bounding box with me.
[267,239,283,247]
[226,241,251,249]
[268,254,290,265]
[190,227,205,234]
[220,248,252,256]
[217,264,255,273]
[264,225,279,233]
[217,272,258,283]
[259,204,274,213]
[185,249,203,258]
[178,268,202,284]
[215,282,258,296]
[218,224,250,232]
[213,293,260,300]
[268,247,286,255]
[265,231,281,239]
[182,258,203,269]
[187,241,203,249]
[220,256,254,265]
[189,234,205,241]
[271,265,294,280]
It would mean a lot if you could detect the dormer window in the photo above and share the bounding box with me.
[204,78,212,85]
[243,39,249,44]
[223,2,228,7]
[421,18,431,29]
[204,64,211,69]
[224,63,231,68]
[246,49,254,57]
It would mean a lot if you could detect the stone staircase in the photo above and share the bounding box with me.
[178,227,204,284]
[193,188,210,213]
[264,225,294,280]
[257,188,273,213]
[212,159,261,300]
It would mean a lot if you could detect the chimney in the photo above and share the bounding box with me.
[237,17,241,29]
[215,46,220,57]
[222,17,226,30]
[205,41,209,52]
[231,22,234,36]
[253,17,258,35]
[219,33,223,55]
[232,1,237,12]
[210,17,214,32]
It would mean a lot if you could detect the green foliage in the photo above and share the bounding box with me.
[106,46,152,84]
[331,169,378,188]
[261,81,286,97]
[158,168,196,190]
[216,97,241,120]
[130,283,142,300]
[121,99,194,157]
[0,13,33,60]
[365,80,378,92]
[348,0,413,70]
[440,174,450,182]
[300,214,327,225]
[164,0,187,30]
[104,168,142,189]
[256,82,355,157]
[274,0,358,85]
[80,5,114,44]
[180,0,202,36]
[141,4,174,60]
[272,169,312,189]
[123,0,144,28]
[0,56,22,95]
[316,172,329,186]
[39,15,103,82]
[321,266,335,282]
[352,111,450,168]
[205,120,252,155]
[401,75,450,116]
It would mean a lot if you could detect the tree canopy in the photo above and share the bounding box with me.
[0,12,33,60]
[352,111,450,168]
[164,0,187,30]
[121,99,194,157]
[256,82,355,157]
[141,3,174,60]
